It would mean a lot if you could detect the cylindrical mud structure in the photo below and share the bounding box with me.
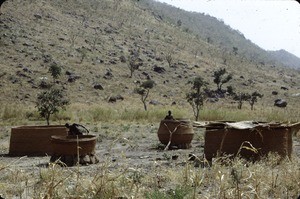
[50,135,98,166]
[51,135,97,156]
[9,125,68,156]
[157,119,194,149]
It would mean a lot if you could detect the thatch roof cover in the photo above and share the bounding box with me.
[193,121,300,131]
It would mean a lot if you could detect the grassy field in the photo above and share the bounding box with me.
[1,152,300,198]
[1,101,299,125]
[0,104,300,198]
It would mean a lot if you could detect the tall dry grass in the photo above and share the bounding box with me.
[200,105,300,122]
[1,102,299,126]
[0,154,300,198]
[0,101,300,198]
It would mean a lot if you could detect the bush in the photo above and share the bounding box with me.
[213,68,232,91]
[134,80,155,111]
[36,88,69,125]
[186,76,208,121]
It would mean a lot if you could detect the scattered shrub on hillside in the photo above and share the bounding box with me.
[134,80,155,111]
[186,76,208,121]
[77,47,88,63]
[233,92,251,109]
[249,91,263,110]
[48,62,61,83]
[232,91,263,110]
[165,50,173,67]
[213,68,233,92]
[36,88,69,125]
[39,77,52,89]
[233,46,239,55]
[226,85,235,95]
[127,48,142,78]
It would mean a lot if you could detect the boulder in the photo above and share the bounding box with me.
[39,80,51,89]
[274,99,287,108]
[108,95,124,103]
[115,94,124,100]
[108,96,117,103]
[109,59,117,65]
[119,55,126,63]
[103,70,113,79]
[16,71,29,78]
[67,74,81,82]
[34,14,42,19]
[153,65,165,73]
[142,72,151,80]
[149,100,160,105]
[292,93,300,97]
[155,57,163,62]
[22,67,32,74]
[93,84,103,90]
[207,98,219,103]
[65,71,72,75]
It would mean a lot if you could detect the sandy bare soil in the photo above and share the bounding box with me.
[0,123,299,175]
[0,124,206,173]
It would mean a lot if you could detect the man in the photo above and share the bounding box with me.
[65,123,89,135]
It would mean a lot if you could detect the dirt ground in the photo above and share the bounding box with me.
[0,124,205,173]
[0,123,300,174]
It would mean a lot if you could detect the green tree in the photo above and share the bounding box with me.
[135,80,155,111]
[48,63,61,83]
[36,88,69,125]
[186,76,208,121]
[226,85,235,95]
[213,68,232,92]
[233,92,251,109]
[249,91,263,110]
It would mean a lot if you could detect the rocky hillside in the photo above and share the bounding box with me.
[268,50,300,69]
[0,0,299,109]
[141,0,300,68]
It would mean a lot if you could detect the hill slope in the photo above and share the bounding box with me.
[268,50,300,69]
[141,0,300,68]
[0,0,299,110]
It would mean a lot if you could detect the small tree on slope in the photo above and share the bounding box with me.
[213,68,232,92]
[134,80,155,111]
[36,88,69,125]
[186,76,208,121]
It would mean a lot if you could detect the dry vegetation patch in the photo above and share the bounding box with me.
[0,119,300,198]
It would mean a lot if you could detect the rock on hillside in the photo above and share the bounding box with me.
[0,0,299,109]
